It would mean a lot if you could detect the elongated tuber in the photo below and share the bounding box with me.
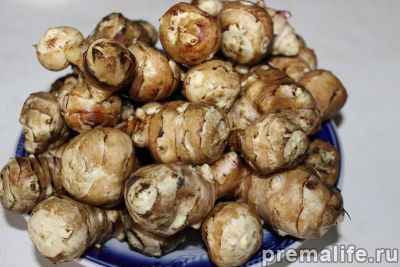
[237,166,344,239]
[127,42,181,102]
[183,59,241,112]
[201,202,263,267]
[0,157,63,214]
[159,2,221,66]
[229,113,309,175]
[20,92,71,154]
[124,163,217,236]
[60,128,135,207]
[218,1,273,65]
[132,100,230,164]
[28,196,121,263]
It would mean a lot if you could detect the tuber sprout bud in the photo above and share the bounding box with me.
[36,26,84,71]
[159,2,221,66]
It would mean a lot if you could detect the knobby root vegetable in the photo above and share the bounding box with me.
[36,27,84,71]
[299,69,348,121]
[304,139,341,186]
[236,166,344,239]
[0,157,63,214]
[84,12,158,48]
[28,196,121,263]
[60,128,135,207]
[218,1,273,66]
[201,202,263,267]
[159,2,221,66]
[132,100,230,164]
[183,59,241,112]
[228,65,321,134]
[127,42,181,102]
[120,210,186,257]
[66,38,137,97]
[60,76,122,132]
[211,151,250,198]
[229,113,309,175]
[19,92,72,154]
[124,163,217,236]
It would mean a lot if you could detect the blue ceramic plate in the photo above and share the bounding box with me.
[15,120,342,267]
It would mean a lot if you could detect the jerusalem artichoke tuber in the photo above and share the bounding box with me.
[124,163,217,236]
[218,1,273,66]
[236,166,344,239]
[60,128,135,207]
[19,92,71,154]
[201,202,263,267]
[159,2,221,66]
[132,100,230,164]
[229,113,309,175]
[183,59,241,112]
[28,196,121,263]
[0,156,63,214]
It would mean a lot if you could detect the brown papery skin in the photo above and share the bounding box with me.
[127,42,181,102]
[236,166,344,239]
[228,66,321,134]
[299,69,348,121]
[229,113,309,175]
[20,92,71,154]
[0,157,63,214]
[120,210,186,257]
[304,139,341,186]
[159,2,221,66]
[124,163,217,236]
[28,196,120,263]
[60,76,122,133]
[133,101,230,165]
